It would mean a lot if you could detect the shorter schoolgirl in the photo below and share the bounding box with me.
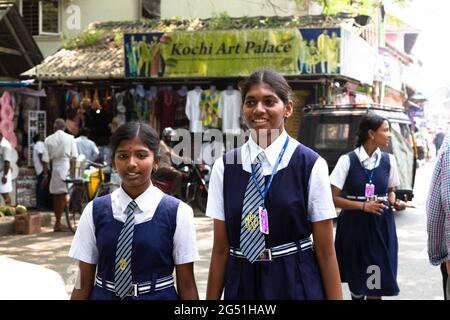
[69,122,199,300]
[331,114,405,300]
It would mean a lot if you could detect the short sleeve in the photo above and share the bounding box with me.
[42,142,50,163]
[329,154,350,190]
[308,157,337,222]
[173,202,200,265]
[205,157,225,221]
[388,154,400,188]
[68,201,98,264]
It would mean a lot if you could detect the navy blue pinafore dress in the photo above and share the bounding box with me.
[222,143,325,300]
[334,151,399,296]
[89,194,180,300]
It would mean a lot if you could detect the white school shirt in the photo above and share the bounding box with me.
[329,146,400,190]
[206,130,336,222]
[69,184,199,265]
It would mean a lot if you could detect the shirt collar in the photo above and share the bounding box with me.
[247,129,288,167]
[118,184,161,214]
[357,146,381,163]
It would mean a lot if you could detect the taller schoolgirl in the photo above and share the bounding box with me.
[206,69,342,300]
[330,114,406,300]
[69,122,199,300]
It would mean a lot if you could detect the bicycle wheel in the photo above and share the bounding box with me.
[65,183,89,233]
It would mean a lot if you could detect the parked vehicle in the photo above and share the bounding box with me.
[298,104,417,201]
[152,162,210,213]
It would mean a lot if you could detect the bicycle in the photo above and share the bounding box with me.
[63,160,119,233]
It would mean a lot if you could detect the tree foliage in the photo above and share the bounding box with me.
[293,0,411,16]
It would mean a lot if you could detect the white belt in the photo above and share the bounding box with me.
[346,194,388,201]
[95,274,174,297]
[230,238,313,262]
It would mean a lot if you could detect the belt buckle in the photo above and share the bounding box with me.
[127,284,139,297]
[257,248,272,262]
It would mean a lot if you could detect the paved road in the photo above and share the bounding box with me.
[0,161,444,299]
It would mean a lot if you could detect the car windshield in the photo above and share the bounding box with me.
[314,123,350,149]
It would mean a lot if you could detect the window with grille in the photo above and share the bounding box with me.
[20,0,60,35]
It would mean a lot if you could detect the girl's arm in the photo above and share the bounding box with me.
[388,187,406,211]
[312,219,343,300]
[206,219,229,300]
[175,263,199,300]
[70,261,96,300]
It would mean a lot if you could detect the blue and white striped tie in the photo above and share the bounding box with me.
[114,200,137,299]
[240,152,266,263]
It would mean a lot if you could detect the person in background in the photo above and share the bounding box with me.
[42,118,78,232]
[0,129,12,206]
[153,127,190,198]
[426,136,450,300]
[330,114,406,300]
[434,129,446,155]
[75,127,100,163]
[32,134,50,210]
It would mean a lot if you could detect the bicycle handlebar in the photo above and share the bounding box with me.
[84,159,108,169]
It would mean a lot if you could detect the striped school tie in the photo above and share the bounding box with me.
[114,200,137,299]
[239,152,266,263]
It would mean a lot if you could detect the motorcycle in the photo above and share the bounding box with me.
[152,162,210,213]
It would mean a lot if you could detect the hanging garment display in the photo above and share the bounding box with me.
[146,86,158,131]
[0,91,17,148]
[131,85,148,121]
[200,88,221,129]
[219,88,242,135]
[175,86,188,128]
[156,87,177,131]
[185,87,203,133]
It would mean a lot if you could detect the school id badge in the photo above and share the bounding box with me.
[259,206,269,235]
[365,183,375,198]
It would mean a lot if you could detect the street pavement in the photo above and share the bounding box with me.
[0,161,444,300]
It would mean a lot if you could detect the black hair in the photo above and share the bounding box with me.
[110,122,160,161]
[239,69,292,105]
[32,134,41,143]
[78,127,90,137]
[355,113,389,148]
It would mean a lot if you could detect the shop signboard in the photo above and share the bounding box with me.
[124,29,302,78]
[124,27,373,84]
[297,28,341,75]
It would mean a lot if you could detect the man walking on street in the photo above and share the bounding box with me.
[426,136,450,300]
[42,119,78,232]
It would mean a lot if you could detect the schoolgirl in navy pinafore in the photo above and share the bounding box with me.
[334,151,399,296]
[222,143,325,300]
[89,194,180,300]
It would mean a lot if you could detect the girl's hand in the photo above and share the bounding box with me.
[393,199,406,211]
[362,200,387,215]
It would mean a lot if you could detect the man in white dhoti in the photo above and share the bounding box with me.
[42,119,78,232]
[0,130,12,205]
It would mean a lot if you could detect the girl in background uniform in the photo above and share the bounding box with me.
[330,114,406,300]
[206,69,342,300]
[69,122,199,300]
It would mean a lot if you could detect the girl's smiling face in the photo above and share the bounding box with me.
[113,137,157,198]
[242,83,293,144]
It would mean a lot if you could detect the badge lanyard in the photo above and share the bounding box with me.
[249,136,289,235]
[361,152,378,199]
[250,136,290,209]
